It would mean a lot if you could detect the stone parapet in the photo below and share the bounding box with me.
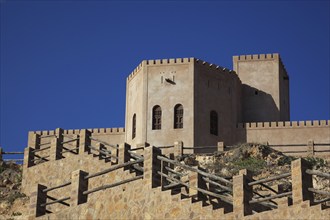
[237,120,330,129]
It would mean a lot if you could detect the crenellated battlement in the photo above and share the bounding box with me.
[237,120,330,129]
[31,127,125,136]
[146,57,193,65]
[127,62,143,81]
[233,53,279,61]
[127,58,194,82]
[194,58,242,84]
[126,57,240,82]
[233,53,288,76]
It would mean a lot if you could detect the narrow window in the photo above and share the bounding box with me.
[210,111,218,135]
[152,105,162,130]
[174,104,184,129]
[132,114,136,139]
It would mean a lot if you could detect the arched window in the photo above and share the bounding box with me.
[152,105,162,130]
[210,111,218,135]
[174,104,183,129]
[132,114,136,139]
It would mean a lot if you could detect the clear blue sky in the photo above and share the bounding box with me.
[1,0,329,154]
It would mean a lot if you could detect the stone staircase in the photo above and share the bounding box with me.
[24,145,330,219]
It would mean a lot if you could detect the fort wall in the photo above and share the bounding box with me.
[236,120,330,157]
[29,127,125,147]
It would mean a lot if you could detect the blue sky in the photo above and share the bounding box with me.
[1,0,329,154]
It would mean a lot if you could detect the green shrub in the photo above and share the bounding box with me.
[277,156,296,166]
[305,157,326,168]
[7,192,26,204]
[233,157,266,173]
[12,212,22,216]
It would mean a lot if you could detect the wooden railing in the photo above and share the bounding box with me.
[0,147,24,163]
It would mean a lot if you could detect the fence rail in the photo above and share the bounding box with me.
[157,155,232,186]
[84,158,144,180]
[306,169,330,179]
[83,175,143,195]
[248,172,291,186]
[40,197,70,207]
[43,181,71,193]
[249,192,292,204]
[0,148,24,163]
[89,137,118,149]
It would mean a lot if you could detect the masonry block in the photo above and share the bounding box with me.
[143,146,162,188]
[307,140,314,156]
[55,128,64,140]
[79,129,91,154]
[217,142,225,152]
[118,143,131,165]
[71,170,89,206]
[95,143,106,160]
[24,147,34,168]
[28,133,40,149]
[291,159,314,205]
[174,141,183,157]
[275,184,292,208]
[29,184,47,217]
[233,169,253,217]
[50,137,62,161]
[188,169,198,197]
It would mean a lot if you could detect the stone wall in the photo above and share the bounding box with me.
[24,137,329,219]
[22,128,125,196]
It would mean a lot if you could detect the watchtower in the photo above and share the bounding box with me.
[233,53,290,122]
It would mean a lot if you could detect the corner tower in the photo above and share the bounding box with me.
[233,53,290,122]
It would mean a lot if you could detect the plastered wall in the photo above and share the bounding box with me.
[233,53,290,122]
[125,58,195,147]
[235,120,330,156]
[145,59,194,147]
[194,59,242,147]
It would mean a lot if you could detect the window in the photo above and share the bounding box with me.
[132,114,136,139]
[152,105,162,130]
[174,104,183,129]
[210,111,218,135]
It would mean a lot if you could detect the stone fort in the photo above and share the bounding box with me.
[19,53,329,219]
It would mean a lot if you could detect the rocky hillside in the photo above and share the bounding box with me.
[179,143,330,201]
[0,162,28,219]
[0,143,329,219]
